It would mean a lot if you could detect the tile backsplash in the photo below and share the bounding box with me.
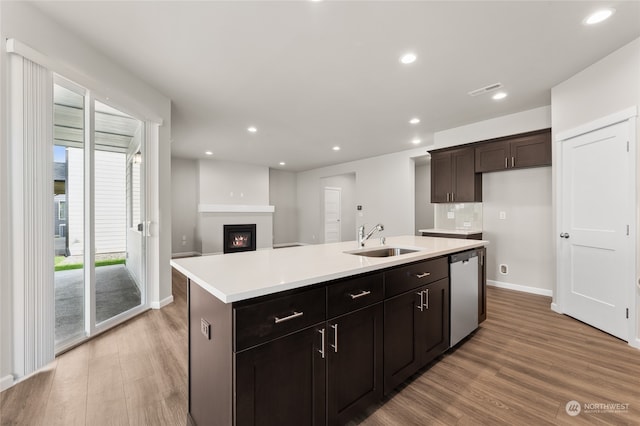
[434,203,483,230]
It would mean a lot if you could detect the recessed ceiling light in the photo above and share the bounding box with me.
[279,162,286,166]
[412,138,422,145]
[409,118,420,125]
[247,126,257,133]
[205,151,213,156]
[492,91,508,100]
[584,8,615,25]
[332,146,341,151]
[400,53,417,65]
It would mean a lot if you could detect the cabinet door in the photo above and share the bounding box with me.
[383,290,425,394]
[235,326,326,426]
[451,148,481,202]
[475,140,509,172]
[430,152,452,203]
[419,278,450,366]
[327,304,383,425]
[510,131,551,168]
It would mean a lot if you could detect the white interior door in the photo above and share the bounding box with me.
[559,120,633,340]
[324,187,342,243]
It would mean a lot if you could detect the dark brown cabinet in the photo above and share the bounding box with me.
[187,250,486,426]
[383,258,450,395]
[478,247,487,323]
[430,147,482,203]
[236,326,326,426]
[475,129,551,173]
[327,304,383,425]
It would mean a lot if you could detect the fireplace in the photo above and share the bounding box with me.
[223,224,257,254]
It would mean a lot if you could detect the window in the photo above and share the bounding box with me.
[58,200,67,220]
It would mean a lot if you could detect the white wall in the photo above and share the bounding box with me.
[171,157,198,255]
[414,162,434,234]
[297,147,426,245]
[483,168,553,292]
[269,169,298,245]
[198,159,269,205]
[435,106,553,294]
[321,173,357,242]
[0,1,172,386]
[434,106,551,149]
[551,37,640,343]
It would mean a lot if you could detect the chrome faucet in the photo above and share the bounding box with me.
[358,223,384,247]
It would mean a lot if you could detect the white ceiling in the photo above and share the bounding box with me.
[33,1,640,171]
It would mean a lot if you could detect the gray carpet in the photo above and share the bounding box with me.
[55,264,141,344]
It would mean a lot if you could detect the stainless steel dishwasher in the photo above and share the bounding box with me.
[449,250,479,347]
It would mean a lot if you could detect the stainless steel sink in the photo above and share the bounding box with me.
[346,247,420,257]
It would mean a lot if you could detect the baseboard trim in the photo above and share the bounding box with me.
[172,251,200,258]
[150,295,174,309]
[0,375,14,392]
[487,280,553,297]
[550,302,562,314]
[630,338,640,349]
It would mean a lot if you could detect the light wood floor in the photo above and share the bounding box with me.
[2,272,639,425]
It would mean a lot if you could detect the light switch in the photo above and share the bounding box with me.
[499,211,506,220]
[201,319,211,340]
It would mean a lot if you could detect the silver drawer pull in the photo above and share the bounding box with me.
[331,323,338,353]
[274,311,303,324]
[349,290,371,299]
[416,272,431,279]
[318,328,326,359]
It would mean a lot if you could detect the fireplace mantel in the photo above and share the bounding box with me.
[198,204,275,214]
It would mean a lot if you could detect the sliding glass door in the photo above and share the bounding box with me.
[53,76,146,351]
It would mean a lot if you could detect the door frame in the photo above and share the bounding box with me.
[53,75,150,354]
[323,186,342,243]
[553,106,638,348]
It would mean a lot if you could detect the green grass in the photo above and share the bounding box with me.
[54,258,126,272]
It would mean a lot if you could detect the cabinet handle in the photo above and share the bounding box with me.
[446,193,450,202]
[318,328,325,359]
[274,311,303,324]
[505,157,508,169]
[451,192,455,202]
[417,291,424,311]
[416,272,431,279]
[331,324,338,353]
[349,290,371,299]
[511,156,515,168]
[423,289,430,310]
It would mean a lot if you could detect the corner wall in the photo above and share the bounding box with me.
[269,169,298,245]
[296,147,426,245]
[171,157,198,255]
[434,106,553,295]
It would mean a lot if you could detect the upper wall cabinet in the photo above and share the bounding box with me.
[430,147,482,203]
[475,129,552,173]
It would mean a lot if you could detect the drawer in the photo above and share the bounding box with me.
[384,257,448,298]
[327,273,383,318]
[234,286,326,351]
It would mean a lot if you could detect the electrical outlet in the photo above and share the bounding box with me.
[447,211,455,219]
[499,211,507,220]
[500,264,508,275]
[201,319,211,340]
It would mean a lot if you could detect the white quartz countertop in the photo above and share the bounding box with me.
[171,235,488,303]
[418,228,483,236]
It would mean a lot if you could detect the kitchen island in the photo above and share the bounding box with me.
[171,236,488,426]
